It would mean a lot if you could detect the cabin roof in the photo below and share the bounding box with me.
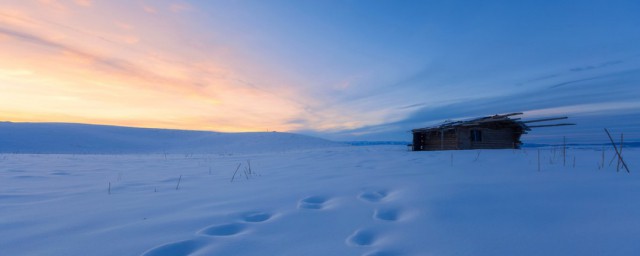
[411,112,574,133]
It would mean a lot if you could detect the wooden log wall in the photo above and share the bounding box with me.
[412,126,523,151]
[458,127,521,149]
[413,130,459,151]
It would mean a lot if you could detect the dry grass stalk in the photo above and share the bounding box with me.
[230,163,242,182]
[175,175,182,190]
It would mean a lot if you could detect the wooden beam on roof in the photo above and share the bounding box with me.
[527,123,575,128]
[412,113,525,132]
[477,117,512,123]
[459,117,520,127]
[494,112,523,118]
[522,117,568,123]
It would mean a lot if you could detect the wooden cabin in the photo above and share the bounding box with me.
[411,113,574,151]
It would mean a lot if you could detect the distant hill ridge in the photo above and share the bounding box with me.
[0,122,345,154]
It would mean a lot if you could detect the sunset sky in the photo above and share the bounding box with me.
[1,0,639,142]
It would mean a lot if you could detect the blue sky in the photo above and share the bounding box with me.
[1,0,639,143]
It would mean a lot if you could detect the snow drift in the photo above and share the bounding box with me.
[0,122,345,154]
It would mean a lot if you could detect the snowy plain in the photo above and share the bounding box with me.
[1,140,639,256]
[0,122,343,154]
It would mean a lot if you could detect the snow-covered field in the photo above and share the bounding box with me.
[0,122,345,154]
[1,145,639,256]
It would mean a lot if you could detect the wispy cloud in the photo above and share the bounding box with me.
[525,101,640,118]
[0,1,639,142]
[0,2,309,132]
[141,4,158,14]
[74,0,91,7]
[169,2,191,13]
[0,26,186,92]
[37,0,68,13]
[317,65,640,141]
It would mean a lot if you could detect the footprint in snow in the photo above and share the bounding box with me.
[140,238,207,256]
[241,211,273,223]
[198,223,247,236]
[144,211,275,255]
[373,207,402,222]
[358,190,389,203]
[346,229,378,247]
[298,195,330,210]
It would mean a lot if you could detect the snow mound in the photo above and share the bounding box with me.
[0,122,345,154]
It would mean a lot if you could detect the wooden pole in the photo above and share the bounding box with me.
[527,123,576,128]
[604,129,630,173]
[608,149,618,166]
[522,116,569,123]
[617,133,623,172]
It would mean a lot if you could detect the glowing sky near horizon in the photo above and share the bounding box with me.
[1,0,639,142]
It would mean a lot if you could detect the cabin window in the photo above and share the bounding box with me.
[470,130,482,142]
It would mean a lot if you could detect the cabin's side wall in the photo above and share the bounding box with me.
[412,132,426,151]
[457,128,471,149]
[412,130,458,151]
[457,127,521,149]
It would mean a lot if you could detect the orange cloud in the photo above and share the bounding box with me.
[37,0,69,15]
[0,1,334,133]
[142,5,157,14]
[74,0,92,7]
[114,21,134,30]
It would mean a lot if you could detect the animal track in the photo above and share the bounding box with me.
[346,229,377,246]
[241,212,272,222]
[198,223,246,236]
[373,208,401,222]
[298,195,329,210]
[358,190,389,203]
[141,239,205,256]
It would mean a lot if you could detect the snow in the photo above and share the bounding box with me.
[1,143,639,256]
[0,122,345,154]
